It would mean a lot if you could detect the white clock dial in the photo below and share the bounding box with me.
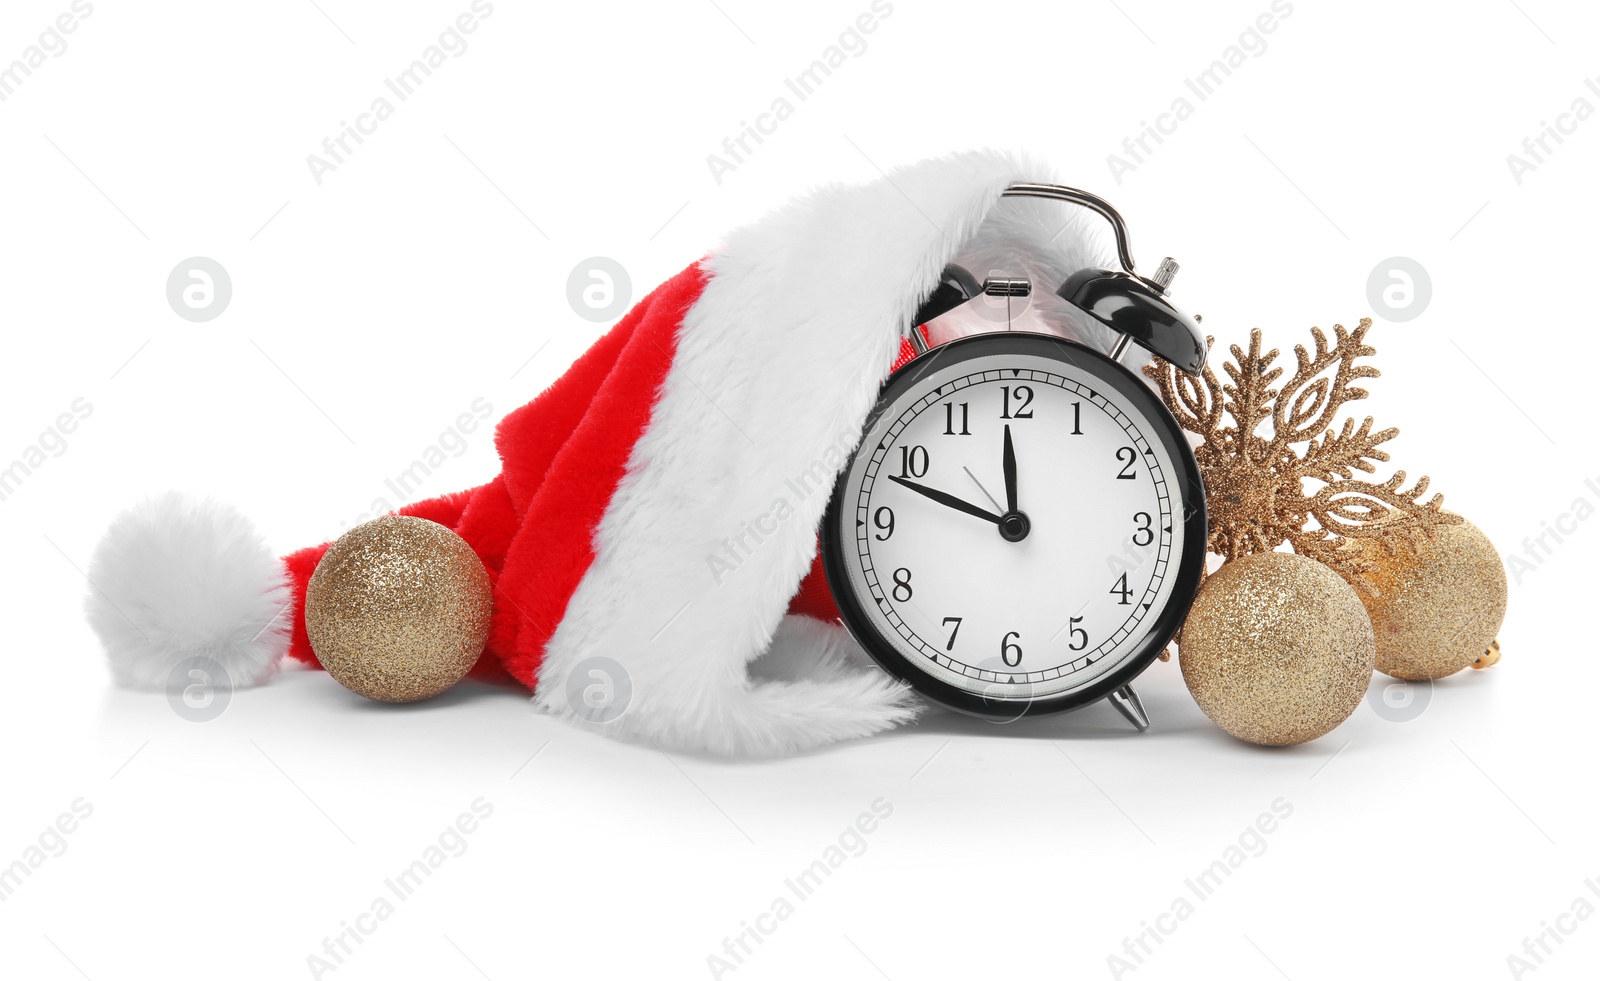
[835,348,1188,701]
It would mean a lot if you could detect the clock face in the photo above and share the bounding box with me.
[823,332,1207,718]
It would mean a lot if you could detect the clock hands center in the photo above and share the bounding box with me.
[889,428,1032,543]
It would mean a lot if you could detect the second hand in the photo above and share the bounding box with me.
[963,466,1003,514]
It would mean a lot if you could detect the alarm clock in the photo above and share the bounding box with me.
[821,183,1209,730]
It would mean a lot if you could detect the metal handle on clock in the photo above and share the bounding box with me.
[1003,181,1207,376]
[1000,182,1176,296]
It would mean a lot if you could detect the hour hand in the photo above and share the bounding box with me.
[886,475,1001,525]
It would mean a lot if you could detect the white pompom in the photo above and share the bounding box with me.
[85,493,292,690]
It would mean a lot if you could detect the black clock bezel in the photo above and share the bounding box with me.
[821,331,1208,721]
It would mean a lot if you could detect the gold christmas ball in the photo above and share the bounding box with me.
[1180,551,1375,747]
[1347,518,1508,681]
[305,516,491,702]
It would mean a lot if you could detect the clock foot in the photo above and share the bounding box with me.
[1108,685,1150,732]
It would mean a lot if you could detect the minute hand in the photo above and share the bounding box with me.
[886,475,1001,525]
[1002,423,1018,513]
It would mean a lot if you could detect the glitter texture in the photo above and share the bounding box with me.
[1180,551,1375,747]
[1345,517,1507,681]
[304,516,492,703]
[1144,318,1460,582]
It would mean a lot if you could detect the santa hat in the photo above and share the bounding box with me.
[85,150,1110,756]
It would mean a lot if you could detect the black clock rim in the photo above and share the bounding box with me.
[821,331,1208,722]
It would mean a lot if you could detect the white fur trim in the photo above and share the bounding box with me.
[86,493,293,690]
[535,150,1107,755]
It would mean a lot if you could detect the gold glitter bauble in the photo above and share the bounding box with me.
[1346,518,1507,681]
[1180,551,1375,747]
[305,516,491,703]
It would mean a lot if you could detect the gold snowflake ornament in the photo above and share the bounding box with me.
[1144,317,1460,581]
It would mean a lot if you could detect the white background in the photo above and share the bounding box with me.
[2,1,1596,978]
